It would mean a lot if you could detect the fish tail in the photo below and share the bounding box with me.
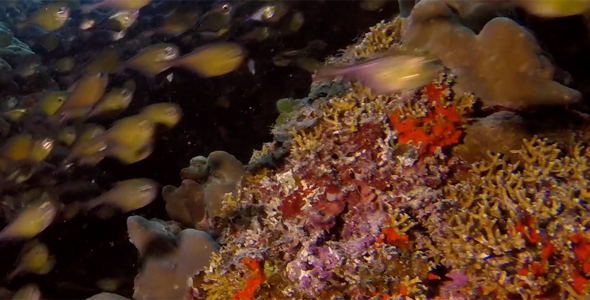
[82,196,103,212]
[314,66,344,81]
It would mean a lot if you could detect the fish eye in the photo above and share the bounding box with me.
[57,7,68,14]
[57,97,64,102]
[221,4,231,12]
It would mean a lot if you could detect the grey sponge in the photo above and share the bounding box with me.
[402,0,581,110]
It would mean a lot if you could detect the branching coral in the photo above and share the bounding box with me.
[427,138,590,299]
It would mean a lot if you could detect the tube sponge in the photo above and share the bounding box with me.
[402,0,581,110]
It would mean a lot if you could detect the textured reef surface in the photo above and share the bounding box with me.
[162,15,590,300]
[3,0,590,299]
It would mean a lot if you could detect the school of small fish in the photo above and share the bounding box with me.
[0,0,587,299]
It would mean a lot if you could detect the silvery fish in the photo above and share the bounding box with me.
[315,51,441,94]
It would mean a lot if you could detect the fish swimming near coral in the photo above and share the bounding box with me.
[82,178,159,213]
[169,42,246,78]
[315,50,441,94]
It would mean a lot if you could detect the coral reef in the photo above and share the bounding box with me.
[171,13,590,300]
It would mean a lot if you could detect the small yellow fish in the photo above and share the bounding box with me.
[295,57,321,73]
[12,284,41,300]
[164,9,200,34]
[514,0,590,17]
[0,196,58,240]
[105,115,154,149]
[4,108,28,122]
[1,134,33,162]
[239,26,271,43]
[7,240,56,281]
[285,10,304,33]
[84,46,121,75]
[17,3,70,32]
[196,2,233,37]
[170,42,245,77]
[109,143,153,165]
[50,57,76,74]
[57,126,77,146]
[93,10,140,32]
[13,61,45,78]
[248,2,289,23]
[66,125,107,166]
[87,87,134,119]
[139,102,182,128]
[122,43,179,77]
[38,91,68,116]
[89,10,139,32]
[56,72,109,121]
[150,9,199,36]
[30,138,55,163]
[83,178,159,213]
[80,0,153,14]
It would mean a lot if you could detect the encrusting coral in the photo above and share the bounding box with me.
[159,9,590,300]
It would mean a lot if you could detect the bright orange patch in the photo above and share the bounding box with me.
[388,82,462,156]
[231,258,266,300]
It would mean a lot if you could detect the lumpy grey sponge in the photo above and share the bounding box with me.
[402,0,581,110]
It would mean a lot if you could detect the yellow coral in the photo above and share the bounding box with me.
[430,137,590,299]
